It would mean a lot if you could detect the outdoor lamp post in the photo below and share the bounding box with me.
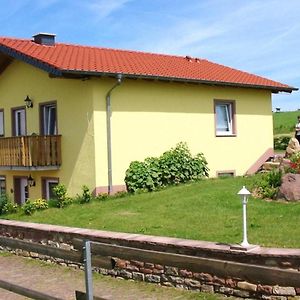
[238,186,251,248]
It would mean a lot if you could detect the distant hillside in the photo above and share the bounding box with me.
[273,111,299,135]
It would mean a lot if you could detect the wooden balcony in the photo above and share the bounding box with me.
[0,135,61,170]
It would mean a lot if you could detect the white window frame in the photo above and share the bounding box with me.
[13,108,26,136]
[45,178,59,200]
[215,100,236,136]
[41,103,57,135]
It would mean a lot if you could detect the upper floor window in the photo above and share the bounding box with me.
[0,109,4,136]
[214,100,236,136]
[40,102,57,135]
[12,107,26,136]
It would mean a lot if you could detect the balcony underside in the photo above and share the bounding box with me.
[0,165,60,171]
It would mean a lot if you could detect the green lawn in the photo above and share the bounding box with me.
[273,110,299,135]
[3,175,300,248]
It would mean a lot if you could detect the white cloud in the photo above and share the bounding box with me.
[86,0,132,19]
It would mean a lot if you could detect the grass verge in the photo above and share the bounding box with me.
[2,175,300,248]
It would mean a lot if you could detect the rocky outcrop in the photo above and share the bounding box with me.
[285,138,300,157]
[278,173,300,201]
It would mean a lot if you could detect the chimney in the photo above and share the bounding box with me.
[32,33,56,46]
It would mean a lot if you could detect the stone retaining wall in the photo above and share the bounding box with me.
[0,220,299,299]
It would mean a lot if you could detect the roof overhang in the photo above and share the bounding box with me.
[0,52,13,75]
[0,44,62,76]
[61,70,298,93]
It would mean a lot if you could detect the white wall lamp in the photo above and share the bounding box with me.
[24,95,33,108]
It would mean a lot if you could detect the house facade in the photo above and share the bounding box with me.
[0,33,297,203]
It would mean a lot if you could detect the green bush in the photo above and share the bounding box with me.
[273,135,291,150]
[78,185,92,204]
[254,169,282,199]
[22,198,48,215]
[52,184,72,208]
[0,194,17,215]
[125,142,209,193]
[22,201,36,215]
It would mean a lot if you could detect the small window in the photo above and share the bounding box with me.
[42,178,59,200]
[40,102,57,135]
[217,171,235,178]
[0,176,6,195]
[0,109,4,136]
[215,100,236,136]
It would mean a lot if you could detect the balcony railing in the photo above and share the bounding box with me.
[0,135,61,169]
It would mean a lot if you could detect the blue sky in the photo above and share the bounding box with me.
[0,0,299,111]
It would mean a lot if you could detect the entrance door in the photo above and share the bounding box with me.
[14,177,29,205]
[12,108,26,136]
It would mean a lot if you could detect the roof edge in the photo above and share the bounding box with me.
[0,44,62,76]
[62,70,298,93]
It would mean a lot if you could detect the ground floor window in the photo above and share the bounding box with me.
[42,177,59,200]
[216,171,235,178]
[0,176,6,195]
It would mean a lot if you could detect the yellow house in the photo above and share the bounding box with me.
[0,33,297,203]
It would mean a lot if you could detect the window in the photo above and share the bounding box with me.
[217,171,235,178]
[214,100,236,136]
[42,177,59,200]
[12,107,26,136]
[40,102,57,135]
[0,109,4,136]
[0,176,6,195]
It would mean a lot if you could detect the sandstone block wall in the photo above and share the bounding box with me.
[0,220,299,299]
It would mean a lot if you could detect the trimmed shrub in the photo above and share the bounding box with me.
[125,142,209,193]
[78,185,92,204]
[273,135,291,150]
[52,184,72,208]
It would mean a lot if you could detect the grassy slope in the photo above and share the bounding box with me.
[4,176,300,248]
[273,111,299,135]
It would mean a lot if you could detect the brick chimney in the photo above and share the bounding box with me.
[32,33,56,46]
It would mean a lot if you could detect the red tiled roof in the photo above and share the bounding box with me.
[0,36,297,92]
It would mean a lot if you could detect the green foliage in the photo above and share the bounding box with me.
[288,152,300,174]
[0,194,17,215]
[273,111,299,135]
[22,201,36,215]
[52,184,72,208]
[95,193,109,201]
[254,169,282,199]
[22,198,48,215]
[78,185,92,204]
[273,135,291,150]
[125,142,209,193]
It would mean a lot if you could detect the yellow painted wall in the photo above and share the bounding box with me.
[0,59,273,200]
[0,60,96,199]
[93,78,273,187]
